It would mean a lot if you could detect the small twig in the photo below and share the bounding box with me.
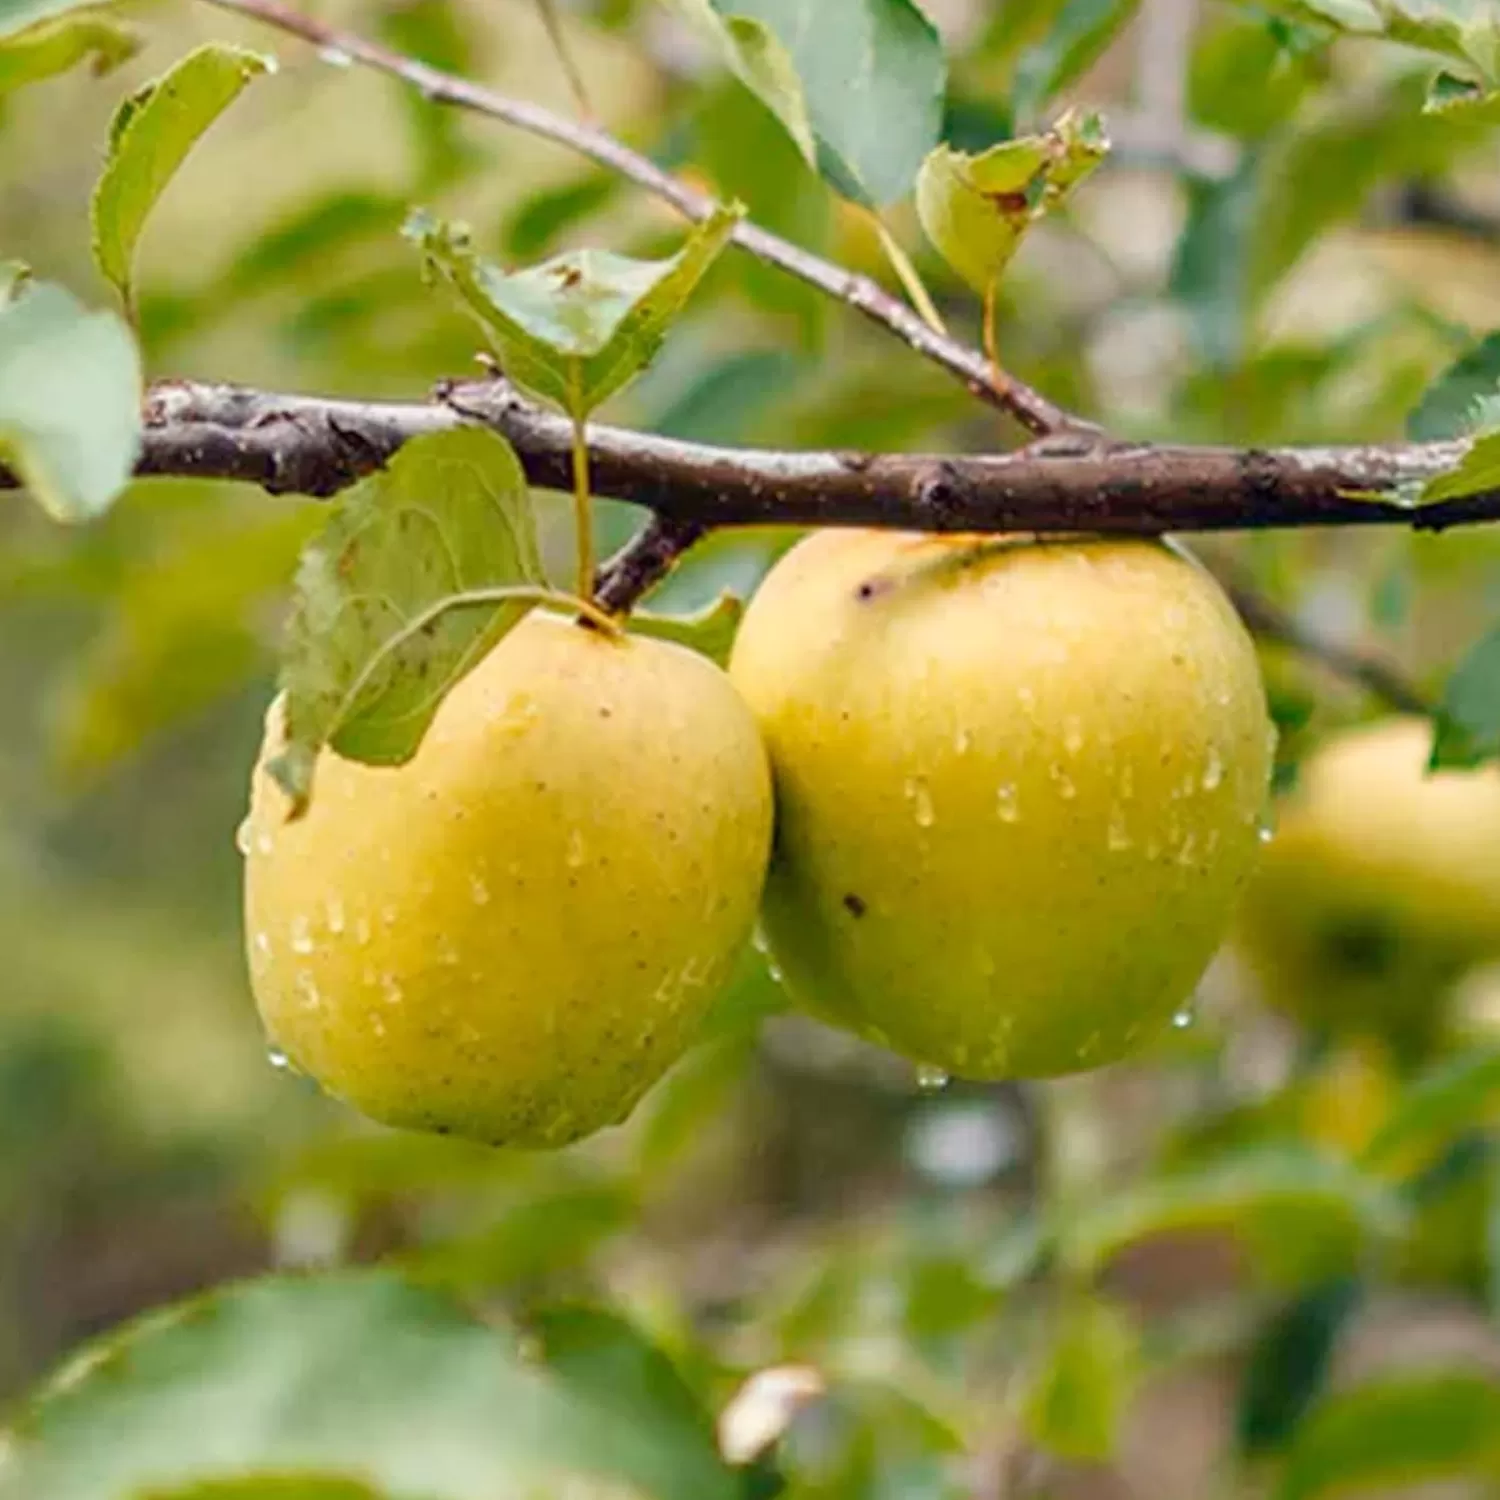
[1224,580,1433,715]
[595,514,707,613]
[532,0,592,120]
[199,0,1083,439]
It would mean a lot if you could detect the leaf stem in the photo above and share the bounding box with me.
[982,276,1009,403]
[570,405,596,602]
[873,214,947,337]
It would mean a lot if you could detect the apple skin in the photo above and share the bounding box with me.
[728,530,1275,1079]
[1238,716,1500,1050]
[243,612,773,1147]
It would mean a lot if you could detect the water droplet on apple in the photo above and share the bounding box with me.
[996,783,1020,822]
[469,874,491,906]
[234,817,253,857]
[1172,1006,1195,1030]
[325,897,345,935]
[1202,746,1224,791]
[290,915,315,955]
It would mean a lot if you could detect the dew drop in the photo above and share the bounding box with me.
[1051,766,1077,800]
[381,974,404,1006]
[566,830,586,868]
[255,832,274,856]
[1202,746,1224,791]
[318,43,353,67]
[953,726,972,755]
[915,1062,950,1092]
[295,971,322,1010]
[996,783,1020,822]
[325,897,346,935]
[234,816,254,857]
[1172,1006,1196,1030]
[1107,808,1131,852]
[1063,717,1084,756]
[1177,832,1199,867]
[904,777,936,828]
[290,915,315,955]
[469,874,491,906]
[354,916,372,946]
[1257,817,1276,845]
[267,1046,291,1071]
[371,1015,387,1040]
[381,904,398,928]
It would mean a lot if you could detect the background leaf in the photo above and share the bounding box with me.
[91,45,273,313]
[1408,331,1500,440]
[1023,1294,1140,1462]
[1278,1372,1500,1500]
[270,426,545,811]
[0,1271,740,1500]
[628,592,743,664]
[0,8,136,96]
[1429,624,1500,768]
[0,280,140,523]
[676,0,946,207]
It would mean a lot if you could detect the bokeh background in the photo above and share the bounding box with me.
[6,1,1500,1494]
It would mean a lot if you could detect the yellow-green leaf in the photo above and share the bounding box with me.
[629,591,742,664]
[0,7,137,95]
[91,44,273,314]
[915,110,1109,294]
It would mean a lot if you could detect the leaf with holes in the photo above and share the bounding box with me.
[92,44,273,314]
[0,1270,740,1500]
[408,202,742,420]
[916,111,1108,294]
[0,7,137,95]
[672,0,946,207]
[270,426,546,814]
[0,280,140,523]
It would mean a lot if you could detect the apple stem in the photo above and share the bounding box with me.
[570,410,596,603]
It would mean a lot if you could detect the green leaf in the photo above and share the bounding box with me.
[1023,1295,1140,1462]
[0,1271,740,1500]
[0,280,140,523]
[673,0,946,207]
[1431,627,1500,768]
[0,8,136,95]
[1061,1148,1407,1285]
[1009,0,1140,121]
[1419,428,1500,504]
[0,0,101,38]
[1278,1372,1500,1500]
[629,592,742,664]
[915,110,1108,293]
[91,44,273,314]
[270,426,547,813]
[1409,332,1500,440]
[1364,1046,1500,1166]
[408,202,742,419]
[1237,1278,1362,1455]
[531,1306,722,1479]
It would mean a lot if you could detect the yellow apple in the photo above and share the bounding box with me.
[1238,717,1500,1048]
[728,530,1275,1079]
[243,611,773,1147]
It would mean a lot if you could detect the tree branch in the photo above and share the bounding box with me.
[199,0,1084,439]
[132,379,1487,539]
